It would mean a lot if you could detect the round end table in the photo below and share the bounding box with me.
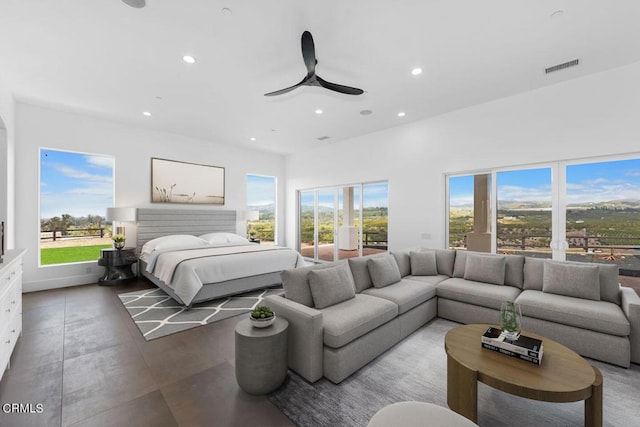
[234,316,288,395]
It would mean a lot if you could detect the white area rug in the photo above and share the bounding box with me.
[118,286,283,340]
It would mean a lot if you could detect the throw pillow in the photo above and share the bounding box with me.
[410,251,438,276]
[463,254,506,285]
[523,257,544,291]
[308,263,356,309]
[542,261,600,301]
[391,250,412,277]
[367,255,402,288]
[504,254,525,289]
[282,262,342,307]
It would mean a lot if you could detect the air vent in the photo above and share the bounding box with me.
[317,136,330,141]
[545,59,579,74]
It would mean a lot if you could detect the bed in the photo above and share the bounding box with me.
[136,208,304,307]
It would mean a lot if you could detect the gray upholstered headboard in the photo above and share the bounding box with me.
[136,208,237,254]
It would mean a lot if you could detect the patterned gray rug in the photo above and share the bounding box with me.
[269,318,640,427]
[118,286,283,340]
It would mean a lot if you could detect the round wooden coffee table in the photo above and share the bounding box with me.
[444,323,602,427]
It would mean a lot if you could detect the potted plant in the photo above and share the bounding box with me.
[112,233,126,250]
[250,304,275,328]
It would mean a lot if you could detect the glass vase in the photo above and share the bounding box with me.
[499,301,522,340]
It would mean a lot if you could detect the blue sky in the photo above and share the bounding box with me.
[302,183,388,209]
[40,149,113,218]
[450,159,640,206]
[246,174,276,206]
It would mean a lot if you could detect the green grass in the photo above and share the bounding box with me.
[40,244,112,265]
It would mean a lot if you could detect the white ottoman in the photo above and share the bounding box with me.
[368,401,478,427]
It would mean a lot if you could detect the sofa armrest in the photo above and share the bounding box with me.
[264,294,324,382]
[621,287,640,364]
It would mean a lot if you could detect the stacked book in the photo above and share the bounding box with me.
[481,326,544,365]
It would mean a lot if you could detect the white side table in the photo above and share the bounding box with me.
[368,401,478,427]
[235,317,288,395]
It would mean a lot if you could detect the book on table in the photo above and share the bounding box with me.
[481,326,544,365]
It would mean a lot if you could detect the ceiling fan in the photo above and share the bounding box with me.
[265,31,364,97]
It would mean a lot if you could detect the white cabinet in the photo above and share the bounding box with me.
[0,249,25,383]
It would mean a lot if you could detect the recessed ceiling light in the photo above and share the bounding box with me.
[182,55,196,64]
[143,111,152,117]
[360,109,373,115]
[315,109,323,115]
[221,7,232,16]
[397,112,406,117]
[249,137,256,141]
[411,68,423,76]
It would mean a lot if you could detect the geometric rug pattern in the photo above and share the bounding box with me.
[118,286,283,340]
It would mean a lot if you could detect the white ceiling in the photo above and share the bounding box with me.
[1,1,640,155]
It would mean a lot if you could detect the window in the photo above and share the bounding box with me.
[39,148,114,265]
[298,181,388,262]
[246,174,277,244]
[448,173,491,252]
[446,155,640,276]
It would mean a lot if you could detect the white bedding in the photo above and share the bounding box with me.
[143,243,304,305]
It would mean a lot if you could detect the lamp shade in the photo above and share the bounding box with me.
[106,207,137,222]
[246,210,260,221]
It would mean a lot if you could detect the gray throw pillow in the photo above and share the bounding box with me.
[595,263,621,305]
[391,250,411,277]
[542,261,600,301]
[504,254,525,289]
[452,250,469,278]
[410,251,438,276]
[523,257,544,291]
[281,262,341,307]
[308,263,356,309]
[463,254,506,285]
[367,255,402,288]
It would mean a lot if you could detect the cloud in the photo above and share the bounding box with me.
[54,164,112,183]
[497,184,552,202]
[85,155,113,169]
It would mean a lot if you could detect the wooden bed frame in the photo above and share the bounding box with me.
[136,208,282,308]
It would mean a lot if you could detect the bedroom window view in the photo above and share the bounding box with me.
[299,182,388,262]
[246,174,276,244]
[497,168,552,257]
[565,158,640,275]
[39,148,114,265]
[448,173,492,252]
[447,156,640,279]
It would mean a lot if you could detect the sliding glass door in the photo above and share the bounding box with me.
[298,182,388,262]
[447,155,640,276]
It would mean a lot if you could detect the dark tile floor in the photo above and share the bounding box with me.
[0,279,294,427]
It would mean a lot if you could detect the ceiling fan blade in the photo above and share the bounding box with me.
[301,31,316,76]
[264,76,309,96]
[316,76,364,95]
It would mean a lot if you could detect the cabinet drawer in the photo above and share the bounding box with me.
[0,261,21,293]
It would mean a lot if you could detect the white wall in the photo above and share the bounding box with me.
[0,79,15,250]
[285,61,640,252]
[15,103,286,291]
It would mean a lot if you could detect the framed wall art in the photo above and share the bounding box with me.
[151,158,225,205]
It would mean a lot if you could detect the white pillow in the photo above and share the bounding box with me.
[141,234,208,256]
[198,232,249,244]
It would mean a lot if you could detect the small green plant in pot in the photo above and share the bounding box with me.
[250,304,275,328]
[112,233,126,250]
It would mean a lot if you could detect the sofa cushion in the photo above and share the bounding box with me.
[523,257,545,291]
[516,290,630,336]
[404,274,450,286]
[524,257,620,304]
[282,262,343,307]
[320,294,398,348]
[308,263,356,309]
[391,250,411,277]
[367,255,402,288]
[422,248,456,277]
[504,255,525,289]
[543,261,600,301]
[597,263,621,305]
[436,277,521,310]
[464,253,506,285]
[410,251,438,276]
[362,278,437,314]
[348,253,387,292]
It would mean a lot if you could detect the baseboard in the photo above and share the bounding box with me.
[23,273,102,292]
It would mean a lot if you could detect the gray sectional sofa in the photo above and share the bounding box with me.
[265,249,640,384]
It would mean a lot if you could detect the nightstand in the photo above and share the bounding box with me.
[98,248,137,286]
